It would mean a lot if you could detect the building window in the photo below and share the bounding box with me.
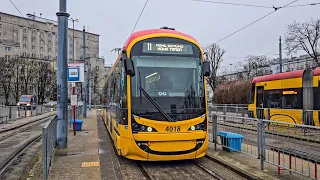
[23,29,27,34]
[5,55,10,60]
[32,30,36,35]
[23,52,27,57]
[40,47,44,51]
[48,41,52,46]
[32,45,35,50]
[41,40,44,44]
[40,54,43,59]
[0,24,2,28]
[48,48,51,52]
[23,44,27,49]
[48,55,51,60]
[5,47,11,52]
[32,53,35,58]
[23,36,27,41]
[32,38,36,42]
[40,32,44,37]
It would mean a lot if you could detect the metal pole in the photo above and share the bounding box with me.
[279,36,282,73]
[56,0,69,148]
[72,20,75,63]
[89,60,92,110]
[82,26,87,117]
[72,83,76,135]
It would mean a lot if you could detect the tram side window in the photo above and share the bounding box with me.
[249,83,255,104]
[282,89,302,109]
[106,74,113,110]
[282,94,298,109]
[267,93,282,108]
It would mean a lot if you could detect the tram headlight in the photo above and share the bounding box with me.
[188,119,207,131]
[131,115,157,133]
[133,124,140,132]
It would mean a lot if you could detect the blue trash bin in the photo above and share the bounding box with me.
[70,119,83,131]
[218,131,244,152]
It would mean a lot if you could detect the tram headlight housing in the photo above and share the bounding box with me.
[131,115,157,133]
[188,118,207,131]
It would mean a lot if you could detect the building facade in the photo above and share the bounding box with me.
[0,12,99,61]
[0,12,105,104]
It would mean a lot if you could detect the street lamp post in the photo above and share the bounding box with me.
[70,18,79,63]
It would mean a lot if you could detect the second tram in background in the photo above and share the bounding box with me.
[248,67,320,126]
[101,27,210,161]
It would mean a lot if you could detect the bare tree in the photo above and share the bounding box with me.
[243,55,272,79]
[20,58,37,95]
[204,43,226,93]
[12,57,23,103]
[35,61,56,104]
[0,57,16,105]
[285,18,320,67]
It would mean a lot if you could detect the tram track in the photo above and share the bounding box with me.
[0,134,41,177]
[192,160,225,180]
[0,115,54,141]
[134,156,247,180]
[0,119,49,179]
[135,161,153,180]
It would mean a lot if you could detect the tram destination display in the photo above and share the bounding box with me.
[142,42,193,54]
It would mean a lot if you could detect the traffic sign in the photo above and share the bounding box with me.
[68,68,80,82]
[68,63,84,82]
[71,95,77,106]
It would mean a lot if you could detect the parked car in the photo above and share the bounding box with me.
[44,101,57,108]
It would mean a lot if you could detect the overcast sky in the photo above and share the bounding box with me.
[1,0,319,69]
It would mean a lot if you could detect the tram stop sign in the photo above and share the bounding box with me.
[68,63,84,82]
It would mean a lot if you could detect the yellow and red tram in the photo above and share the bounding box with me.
[101,27,210,161]
[248,67,320,126]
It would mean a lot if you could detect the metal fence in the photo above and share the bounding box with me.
[210,105,249,117]
[42,106,82,180]
[0,105,55,123]
[211,113,320,179]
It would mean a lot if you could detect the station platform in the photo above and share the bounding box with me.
[44,110,308,180]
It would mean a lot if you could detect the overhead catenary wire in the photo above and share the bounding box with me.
[131,0,149,35]
[193,0,319,9]
[192,0,273,8]
[214,0,298,44]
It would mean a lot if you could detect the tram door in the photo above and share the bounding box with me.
[256,86,264,119]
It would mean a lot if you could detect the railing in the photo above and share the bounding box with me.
[42,105,82,180]
[212,104,249,107]
[0,105,56,123]
[210,105,249,116]
[42,115,57,180]
[211,113,320,179]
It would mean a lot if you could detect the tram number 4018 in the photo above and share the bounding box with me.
[165,126,181,132]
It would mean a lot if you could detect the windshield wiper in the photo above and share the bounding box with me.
[139,87,174,122]
[138,71,174,122]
